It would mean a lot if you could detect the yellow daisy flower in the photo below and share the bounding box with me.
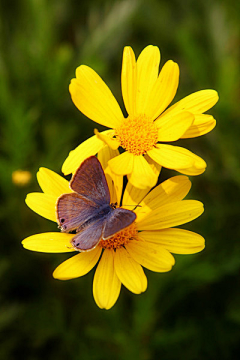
[62,45,218,188]
[22,147,205,310]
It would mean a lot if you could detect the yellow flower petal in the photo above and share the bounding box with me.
[122,183,150,211]
[126,240,175,272]
[139,228,205,254]
[97,146,123,204]
[53,246,102,280]
[156,111,194,142]
[62,130,111,175]
[114,247,147,294]
[146,60,179,120]
[135,175,191,222]
[165,89,219,116]
[148,144,205,171]
[93,249,121,310]
[94,128,120,150]
[22,232,75,253]
[26,193,57,222]
[181,114,216,138]
[177,164,206,176]
[37,168,72,197]
[128,155,158,189]
[122,154,161,209]
[142,175,191,207]
[108,151,134,175]
[144,153,162,177]
[70,65,124,128]
[137,200,204,230]
[97,145,118,171]
[136,45,160,115]
[177,153,207,176]
[121,46,137,117]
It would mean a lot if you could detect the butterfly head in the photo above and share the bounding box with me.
[110,202,118,210]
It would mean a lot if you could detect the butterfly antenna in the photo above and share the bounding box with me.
[123,204,142,208]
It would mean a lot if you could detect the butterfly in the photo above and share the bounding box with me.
[56,156,136,251]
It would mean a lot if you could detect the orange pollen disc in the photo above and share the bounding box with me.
[115,114,158,156]
[99,223,138,250]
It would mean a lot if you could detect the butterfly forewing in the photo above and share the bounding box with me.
[71,218,105,251]
[70,156,110,204]
[102,208,136,240]
[57,192,100,232]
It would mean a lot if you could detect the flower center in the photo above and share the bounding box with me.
[115,114,158,156]
[99,223,138,250]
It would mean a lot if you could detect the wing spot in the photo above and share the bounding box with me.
[61,218,65,223]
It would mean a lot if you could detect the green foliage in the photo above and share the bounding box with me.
[0,0,239,359]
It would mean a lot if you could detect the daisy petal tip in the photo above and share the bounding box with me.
[195,158,207,172]
[69,78,80,95]
[52,266,72,281]
[61,165,68,176]
[21,242,30,252]
[123,45,133,54]
[21,237,34,250]
[36,167,47,183]
[212,118,217,128]
[25,193,30,204]
[52,268,72,281]
[195,201,204,217]
[212,90,219,102]
[170,61,180,77]
[168,59,179,69]
[199,89,219,109]
[75,64,89,78]
[21,239,28,249]
[74,65,82,77]
[52,269,62,280]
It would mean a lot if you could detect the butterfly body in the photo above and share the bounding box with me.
[75,203,112,234]
[56,156,136,252]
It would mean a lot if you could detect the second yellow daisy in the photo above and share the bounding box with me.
[63,45,218,188]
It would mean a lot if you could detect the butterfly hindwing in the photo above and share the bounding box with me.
[70,156,110,204]
[56,192,101,232]
[71,217,105,251]
[102,208,136,240]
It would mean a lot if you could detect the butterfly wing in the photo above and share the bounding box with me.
[70,156,110,205]
[71,218,105,251]
[56,192,101,232]
[102,208,136,240]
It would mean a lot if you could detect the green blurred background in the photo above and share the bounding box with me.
[0,0,240,359]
